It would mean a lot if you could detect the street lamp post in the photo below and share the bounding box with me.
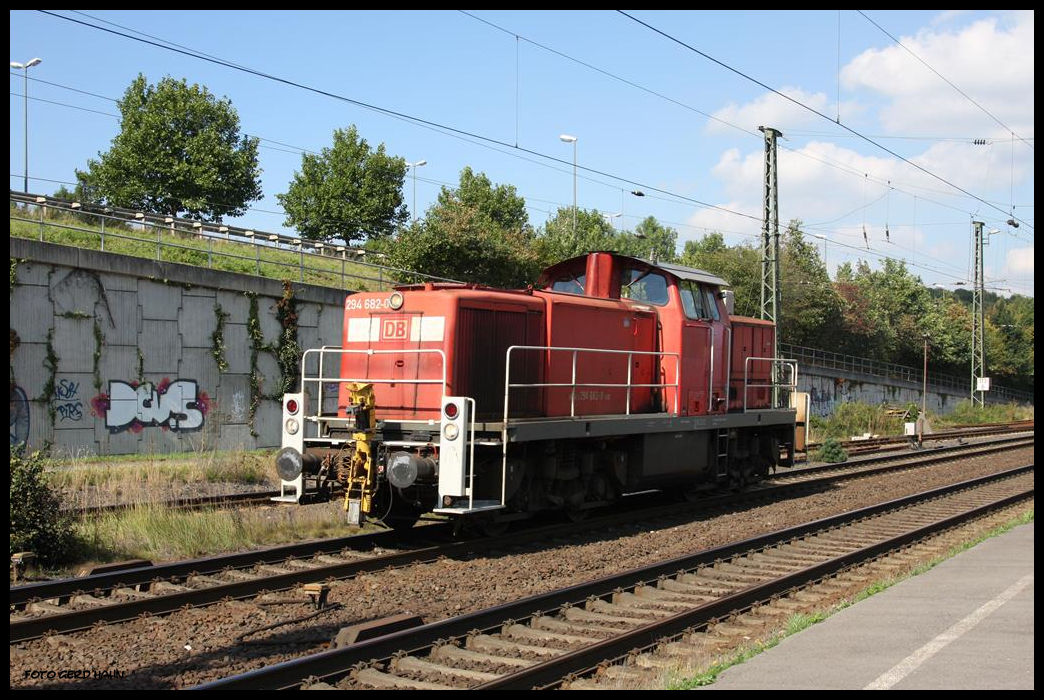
[407,160,426,224]
[10,57,42,193]
[559,134,577,237]
[919,333,930,447]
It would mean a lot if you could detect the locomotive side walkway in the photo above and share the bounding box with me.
[707,522,1034,690]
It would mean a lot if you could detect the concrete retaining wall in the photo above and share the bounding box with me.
[798,364,967,418]
[10,239,345,456]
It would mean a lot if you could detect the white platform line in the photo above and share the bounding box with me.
[864,573,1033,690]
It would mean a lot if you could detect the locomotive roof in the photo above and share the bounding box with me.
[650,260,729,288]
[539,252,730,289]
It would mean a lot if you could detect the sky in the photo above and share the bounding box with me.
[9,10,1035,296]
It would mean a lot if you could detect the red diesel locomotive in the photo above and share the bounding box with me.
[274,251,803,528]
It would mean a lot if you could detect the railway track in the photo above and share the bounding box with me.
[197,466,1034,690]
[64,489,284,519]
[9,435,1032,643]
[58,422,1032,519]
[804,419,1034,455]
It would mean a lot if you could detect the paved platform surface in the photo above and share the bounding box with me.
[708,522,1034,690]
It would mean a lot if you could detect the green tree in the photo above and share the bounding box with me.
[536,207,622,264]
[833,257,938,365]
[384,168,540,287]
[920,295,972,376]
[77,74,261,220]
[278,126,407,243]
[679,233,761,317]
[626,216,679,263]
[52,185,75,201]
[438,166,529,234]
[779,221,843,347]
[985,295,1034,388]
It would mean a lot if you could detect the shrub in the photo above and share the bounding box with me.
[10,447,75,564]
[815,437,848,463]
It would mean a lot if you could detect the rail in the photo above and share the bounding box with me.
[10,191,461,292]
[743,356,798,412]
[779,342,1033,405]
[298,347,446,441]
[502,345,682,423]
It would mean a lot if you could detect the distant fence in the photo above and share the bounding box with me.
[10,191,460,292]
[780,342,1033,405]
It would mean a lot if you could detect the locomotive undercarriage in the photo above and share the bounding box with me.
[295,421,793,531]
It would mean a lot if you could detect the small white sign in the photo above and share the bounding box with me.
[976,377,991,392]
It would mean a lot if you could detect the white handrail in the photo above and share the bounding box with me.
[742,356,798,411]
[499,344,681,508]
[299,347,447,423]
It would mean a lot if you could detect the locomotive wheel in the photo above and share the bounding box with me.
[372,484,421,531]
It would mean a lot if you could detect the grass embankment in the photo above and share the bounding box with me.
[47,449,276,510]
[11,205,395,291]
[14,448,376,578]
[73,500,372,567]
[808,399,1033,443]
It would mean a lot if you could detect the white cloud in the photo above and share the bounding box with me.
[706,87,838,135]
[841,12,1035,137]
[706,140,914,225]
[683,200,760,247]
[1004,246,1034,276]
[680,12,1031,295]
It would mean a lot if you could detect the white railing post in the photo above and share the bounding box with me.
[570,350,578,418]
[625,352,633,415]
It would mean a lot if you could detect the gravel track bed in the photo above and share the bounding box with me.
[10,446,1033,689]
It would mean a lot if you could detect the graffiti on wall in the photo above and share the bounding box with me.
[230,390,246,422]
[10,385,30,445]
[54,378,84,422]
[91,378,210,433]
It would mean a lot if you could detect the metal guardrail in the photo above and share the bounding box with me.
[780,342,1032,404]
[10,191,461,292]
[299,347,448,442]
[742,356,798,411]
[502,345,682,421]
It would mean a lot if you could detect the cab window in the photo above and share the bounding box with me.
[620,267,668,305]
[680,281,707,319]
[701,285,721,320]
[551,272,586,294]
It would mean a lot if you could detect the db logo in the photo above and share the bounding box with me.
[380,317,410,341]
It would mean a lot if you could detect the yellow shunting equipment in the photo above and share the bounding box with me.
[343,383,376,525]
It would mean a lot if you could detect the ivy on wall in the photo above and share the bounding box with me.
[274,280,301,395]
[211,304,230,372]
[93,320,104,393]
[247,292,263,438]
[10,328,20,388]
[245,281,302,437]
[39,328,58,425]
